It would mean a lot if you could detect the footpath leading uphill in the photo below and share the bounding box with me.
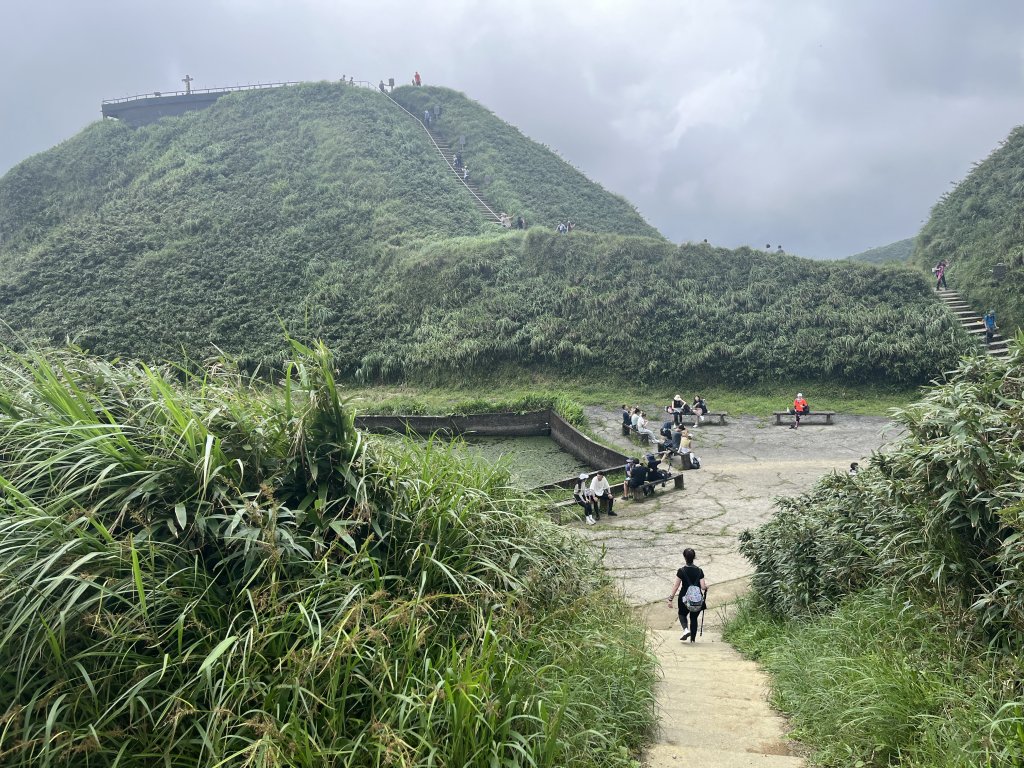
[379,90,503,225]
[937,289,1010,358]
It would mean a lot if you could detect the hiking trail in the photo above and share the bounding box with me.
[575,407,904,766]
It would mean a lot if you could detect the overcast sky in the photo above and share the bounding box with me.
[4,0,1024,258]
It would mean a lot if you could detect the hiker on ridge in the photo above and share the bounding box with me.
[414,71,422,86]
[668,548,707,643]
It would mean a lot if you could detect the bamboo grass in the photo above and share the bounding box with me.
[0,342,655,767]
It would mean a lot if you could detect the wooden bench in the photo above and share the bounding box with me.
[773,411,836,426]
[629,472,685,501]
[621,423,653,443]
[549,472,684,522]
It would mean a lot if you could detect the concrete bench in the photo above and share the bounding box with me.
[773,411,836,426]
[672,411,728,426]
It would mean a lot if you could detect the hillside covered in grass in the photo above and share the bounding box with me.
[847,236,915,264]
[0,342,656,767]
[728,346,1024,765]
[392,85,660,236]
[915,124,1024,331]
[0,80,974,385]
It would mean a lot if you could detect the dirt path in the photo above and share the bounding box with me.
[574,407,903,766]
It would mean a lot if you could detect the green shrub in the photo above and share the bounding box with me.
[725,593,1024,767]
[0,343,656,767]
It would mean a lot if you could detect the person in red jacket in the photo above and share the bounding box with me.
[414,71,422,86]
[790,392,809,429]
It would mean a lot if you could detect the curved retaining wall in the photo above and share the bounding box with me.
[354,410,629,490]
[355,411,550,436]
[549,411,628,469]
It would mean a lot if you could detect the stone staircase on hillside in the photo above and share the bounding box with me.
[375,91,503,225]
[645,628,804,768]
[936,289,1010,359]
[424,127,503,224]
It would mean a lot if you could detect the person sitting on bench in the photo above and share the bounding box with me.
[669,394,691,425]
[621,457,636,499]
[691,394,708,426]
[590,471,617,517]
[621,404,632,430]
[646,453,670,486]
[574,473,596,525]
[789,392,810,429]
[628,460,649,496]
[636,411,656,439]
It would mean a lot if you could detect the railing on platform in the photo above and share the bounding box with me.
[101,79,377,105]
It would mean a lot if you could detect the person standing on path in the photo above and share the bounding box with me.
[935,260,948,290]
[668,548,707,642]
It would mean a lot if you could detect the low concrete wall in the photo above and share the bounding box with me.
[102,93,224,126]
[549,411,629,469]
[357,409,630,490]
[355,411,550,437]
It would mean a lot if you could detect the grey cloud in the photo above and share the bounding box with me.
[3,0,1024,258]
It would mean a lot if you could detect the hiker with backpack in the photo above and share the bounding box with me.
[667,548,707,642]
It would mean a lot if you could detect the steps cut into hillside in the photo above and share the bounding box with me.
[379,92,502,224]
[645,628,804,768]
[936,289,1010,358]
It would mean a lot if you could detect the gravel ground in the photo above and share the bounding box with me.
[577,406,904,606]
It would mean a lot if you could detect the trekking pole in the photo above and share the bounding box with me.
[699,589,707,637]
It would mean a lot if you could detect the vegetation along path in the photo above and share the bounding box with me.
[577,407,904,765]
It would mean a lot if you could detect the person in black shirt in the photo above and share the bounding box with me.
[627,461,648,496]
[667,547,707,642]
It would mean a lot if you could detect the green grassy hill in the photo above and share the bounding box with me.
[915,124,1024,330]
[847,236,915,264]
[392,86,660,236]
[0,80,974,385]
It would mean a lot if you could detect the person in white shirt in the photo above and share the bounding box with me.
[589,471,617,518]
[636,411,656,439]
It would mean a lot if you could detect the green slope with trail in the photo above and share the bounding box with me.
[915,124,1024,331]
[0,80,973,385]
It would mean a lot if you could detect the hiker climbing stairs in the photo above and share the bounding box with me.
[645,628,804,767]
[424,127,503,223]
[936,290,1010,358]
[376,91,503,225]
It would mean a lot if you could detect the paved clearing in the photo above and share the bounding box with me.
[575,407,903,767]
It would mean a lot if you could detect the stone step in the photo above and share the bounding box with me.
[645,743,804,767]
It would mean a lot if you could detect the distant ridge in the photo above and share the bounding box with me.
[847,237,915,264]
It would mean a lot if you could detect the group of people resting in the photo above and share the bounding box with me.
[622,404,700,467]
[572,450,677,525]
[665,393,709,426]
